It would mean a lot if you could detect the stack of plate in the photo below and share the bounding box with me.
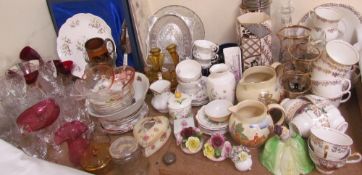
[195,106,228,135]
[87,73,150,134]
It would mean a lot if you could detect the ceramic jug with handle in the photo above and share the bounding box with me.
[206,64,236,103]
[228,100,285,148]
[236,64,281,102]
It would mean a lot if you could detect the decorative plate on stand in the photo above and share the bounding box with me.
[57,13,115,78]
[148,5,205,60]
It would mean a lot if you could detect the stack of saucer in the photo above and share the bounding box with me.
[195,106,228,135]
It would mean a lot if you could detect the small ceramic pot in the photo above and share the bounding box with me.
[309,127,353,160]
[236,65,280,102]
[150,79,173,113]
[176,60,202,83]
[207,64,236,103]
[228,100,285,148]
[168,92,192,122]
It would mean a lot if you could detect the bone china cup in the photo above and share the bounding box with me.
[192,40,219,59]
[308,143,362,174]
[176,60,202,82]
[310,78,351,98]
[309,127,353,160]
[312,7,341,32]
[326,40,359,67]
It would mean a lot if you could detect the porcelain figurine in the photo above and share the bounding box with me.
[260,125,315,175]
[206,64,236,103]
[150,79,173,113]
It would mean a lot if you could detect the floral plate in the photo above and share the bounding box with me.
[57,13,115,78]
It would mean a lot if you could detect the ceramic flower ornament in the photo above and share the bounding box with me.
[176,127,203,154]
[230,146,252,171]
[203,133,231,161]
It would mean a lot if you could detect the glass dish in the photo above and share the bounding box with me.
[148,14,192,60]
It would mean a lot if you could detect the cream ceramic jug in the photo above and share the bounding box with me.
[236,65,280,102]
[228,100,285,148]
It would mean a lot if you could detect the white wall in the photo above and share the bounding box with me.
[0,0,57,73]
[0,0,361,73]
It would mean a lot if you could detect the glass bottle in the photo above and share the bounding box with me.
[145,48,164,84]
[165,44,179,92]
[166,44,179,66]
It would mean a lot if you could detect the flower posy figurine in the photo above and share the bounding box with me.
[230,146,252,171]
[203,133,232,161]
[176,127,203,154]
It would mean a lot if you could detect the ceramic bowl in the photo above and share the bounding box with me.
[176,60,202,82]
[87,73,149,120]
[310,127,353,160]
[204,100,233,122]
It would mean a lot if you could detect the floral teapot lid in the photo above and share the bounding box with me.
[168,92,192,110]
[133,116,169,148]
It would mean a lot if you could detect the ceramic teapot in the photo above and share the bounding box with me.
[236,64,280,102]
[150,79,173,113]
[228,100,285,148]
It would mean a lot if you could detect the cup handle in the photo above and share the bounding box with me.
[339,19,347,37]
[267,104,286,125]
[340,91,351,103]
[191,42,196,59]
[353,65,361,79]
[346,152,362,164]
[105,38,115,55]
[342,78,352,92]
[213,45,219,53]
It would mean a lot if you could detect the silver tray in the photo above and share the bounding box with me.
[148,5,205,59]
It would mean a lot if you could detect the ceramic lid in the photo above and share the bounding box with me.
[145,126,171,157]
[109,136,139,159]
[133,116,169,148]
[168,92,192,110]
